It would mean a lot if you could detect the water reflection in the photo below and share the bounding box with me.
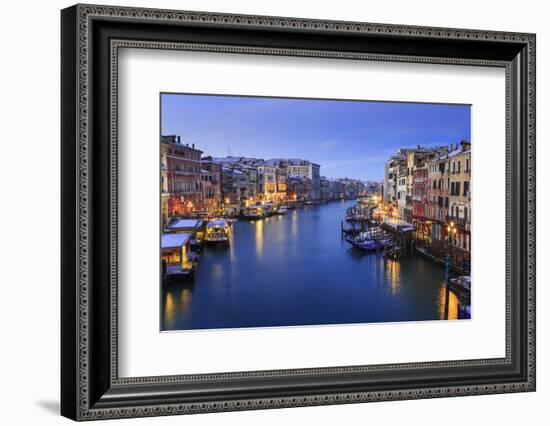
[385,259,401,296]
[438,285,459,320]
[162,200,459,331]
[254,220,263,258]
[163,284,194,330]
[290,210,298,239]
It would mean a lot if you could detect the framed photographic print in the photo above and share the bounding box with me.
[61,4,536,421]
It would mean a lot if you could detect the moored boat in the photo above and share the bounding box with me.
[449,275,471,290]
[276,205,290,215]
[346,231,395,252]
[242,205,265,220]
[346,237,380,251]
[204,219,231,243]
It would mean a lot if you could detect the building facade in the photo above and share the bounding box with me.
[200,156,222,212]
[257,164,277,201]
[446,141,471,251]
[160,135,203,224]
[425,141,471,251]
[396,172,408,219]
[411,165,429,236]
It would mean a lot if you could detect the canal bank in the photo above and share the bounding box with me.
[162,200,459,331]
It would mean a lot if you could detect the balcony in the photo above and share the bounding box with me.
[172,169,199,176]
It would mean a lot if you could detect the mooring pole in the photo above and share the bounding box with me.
[444,284,450,320]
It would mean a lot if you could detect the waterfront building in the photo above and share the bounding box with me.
[412,164,429,237]
[383,154,406,202]
[200,156,222,212]
[384,146,447,207]
[425,141,471,250]
[220,166,252,206]
[336,178,366,199]
[396,171,408,219]
[275,168,287,202]
[320,176,329,202]
[287,174,311,201]
[364,180,382,194]
[329,179,343,200]
[283,159,321,201]
[404,147,447,221]
[237,164,259,203]
[426,154,447,241]
[234,169,252,204]
[446,141,471,251]
[160,135,203,222]
[220,166,238,205]
[257,164,278,201]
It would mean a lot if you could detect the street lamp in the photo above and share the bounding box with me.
[446,222,458,279]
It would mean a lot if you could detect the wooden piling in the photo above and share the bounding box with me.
[444,283,450,320]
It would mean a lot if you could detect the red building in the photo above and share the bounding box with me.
[412,165,429,235]
[161,135,203,221]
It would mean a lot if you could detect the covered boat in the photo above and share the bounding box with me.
[204,219,231,243]
[242,205,265,219]
[276,205,290,215]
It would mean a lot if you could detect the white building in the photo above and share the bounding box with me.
[396,172,408,219]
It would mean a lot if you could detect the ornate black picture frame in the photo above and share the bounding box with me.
[61,4,536,421]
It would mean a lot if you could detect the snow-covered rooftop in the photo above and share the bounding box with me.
[167,219,203,229]
[161,233,191,249]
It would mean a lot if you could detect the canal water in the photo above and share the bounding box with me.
[162,200,458,331]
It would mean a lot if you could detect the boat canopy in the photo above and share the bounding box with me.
[383,217,414,230]
[161,233,191,249]
[167,219,203,230]
[207,219,229,228]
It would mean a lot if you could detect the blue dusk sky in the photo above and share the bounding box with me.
[161,93,470,181]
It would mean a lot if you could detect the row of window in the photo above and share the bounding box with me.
[425,205,469,222]
[171,180,200,192]
[449,205,469,220]
[170,163,199,173]
[432,177,470,195]
[428,158,471,174]
[166,148,201,160]
[201,175,219,182]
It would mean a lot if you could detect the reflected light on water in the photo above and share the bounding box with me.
[290,211,298,239]
[255,220,263,258]
[164,287,193,329]
[180,288,191,308]
[228,225,236,261]
[385,259,401,295]
[438,285,459,320]
[164,292,175,326]
[211,263,224,284]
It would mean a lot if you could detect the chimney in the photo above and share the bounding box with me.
[192,143,195,149]
[177,135,180,144]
